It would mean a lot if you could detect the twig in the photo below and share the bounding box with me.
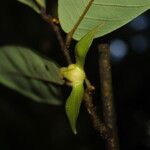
[33,1,72,64]
[99,44,119,150]
[83,84,110,140]
[41,10,72,64]
[65,0,94,54]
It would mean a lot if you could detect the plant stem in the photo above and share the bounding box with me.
[99,44,119,150]
[83,85,110,140]
[33,1,72,64]
[41,10,72,64]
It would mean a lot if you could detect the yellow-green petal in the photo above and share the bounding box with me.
[35,0,46,9]
[65,82,84,134]
[75,25,101,68]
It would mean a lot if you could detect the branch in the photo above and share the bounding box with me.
[33,0,72,64]
[98,44,119,150]
[41,10,72,65]
[83,80,110,140]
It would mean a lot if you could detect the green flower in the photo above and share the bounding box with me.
[61,25,100,134]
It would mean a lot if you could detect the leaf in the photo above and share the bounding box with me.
[75,25,101,68]
[65,82,84,134]
[58,0,150,40]
[0,46,64,105]
[35,0,46,9]
[17,0,41,14]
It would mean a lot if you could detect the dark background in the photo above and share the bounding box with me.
[0,0,150,150]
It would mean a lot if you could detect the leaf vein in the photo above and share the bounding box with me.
[92,2,149,8]
[85,16,124,21]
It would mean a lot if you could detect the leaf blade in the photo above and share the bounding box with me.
[17,0,41,14]
[0,46,64,105]
[58,0,150,40]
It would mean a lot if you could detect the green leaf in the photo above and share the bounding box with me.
[65,82,84,134]
[0,46,64,105]
[17,0,41,14]
[35,0,46,9]
[58,0,150,40]
[75,25,101,68]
